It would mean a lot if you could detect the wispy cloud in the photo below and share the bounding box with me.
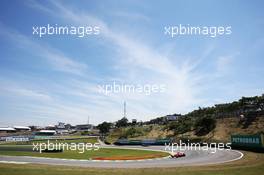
[10,88,52,101]
[0,85,52,102]
[27,1,206,115]
[0,22,87,75]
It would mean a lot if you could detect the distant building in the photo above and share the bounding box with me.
[56,129,69,135]
[55,122,69,135]
[13,126,31,131]
[28,126,39,131]
[34,130,56,136]
[164,114,181,121]
[45,125,55,130]
[56,122,65,129]
[132,119,137,125]
[76,124,93,131]
[0,127,16,132]
[0,126,30,133]
[65,124,73,130]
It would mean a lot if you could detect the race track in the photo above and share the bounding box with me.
[0,145,243,168]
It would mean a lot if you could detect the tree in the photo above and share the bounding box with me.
[194,115,216,136]
[166,117,192,135]
[115,117,128,128]
[97,122,111,134]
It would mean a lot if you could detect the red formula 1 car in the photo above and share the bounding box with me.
[170,152,186,158]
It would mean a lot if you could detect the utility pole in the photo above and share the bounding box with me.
[124,101,127,118]
[87,116,90,132]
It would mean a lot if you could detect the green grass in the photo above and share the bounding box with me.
[0,145,168,160]
[0,151,263,175]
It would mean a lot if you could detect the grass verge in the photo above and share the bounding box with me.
[0,146,168,160]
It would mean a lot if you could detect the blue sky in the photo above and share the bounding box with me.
[0,0,263,126]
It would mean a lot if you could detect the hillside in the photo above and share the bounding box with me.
[104,94,264,144]
[212,116,264,142]
[106,116,264,144]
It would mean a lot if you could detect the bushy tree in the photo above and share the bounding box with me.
[97,122,111,134]
[166,117,192,135]
[115,117,128,128]
[194,115,216,136]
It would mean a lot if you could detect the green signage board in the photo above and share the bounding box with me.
[231,134,263,148]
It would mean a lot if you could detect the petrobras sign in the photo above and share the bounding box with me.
[231,134,263,148]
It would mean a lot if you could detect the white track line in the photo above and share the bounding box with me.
[0,160,29,164]
[218,150,244,164]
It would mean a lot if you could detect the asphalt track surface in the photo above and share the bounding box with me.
[0,145,243,168]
